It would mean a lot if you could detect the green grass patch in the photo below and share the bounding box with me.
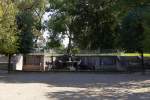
[120,53,150,57]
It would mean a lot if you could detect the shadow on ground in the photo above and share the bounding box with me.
[0,72,150,100]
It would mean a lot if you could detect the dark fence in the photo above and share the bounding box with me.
[44,53,150,72]
[1,50,150,73]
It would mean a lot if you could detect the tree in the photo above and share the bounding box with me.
[73,0,118,50]
[0,0,18,72]
[119,9,144,52]
[47,0,119,53]
[47,0,77,54]
[16,0,47,53]
[47,0,149,53]
[118,0,150,52]
[16,11,35,53]
[141,6,150,52]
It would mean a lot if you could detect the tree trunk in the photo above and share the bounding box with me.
[140,51,145,75]
[23,54,26,65]
[8,54,12,73]
[67,37,72,55]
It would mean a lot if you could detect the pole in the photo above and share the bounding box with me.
[140,50,145,75]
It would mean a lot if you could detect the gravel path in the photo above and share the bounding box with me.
[0,72,150,100]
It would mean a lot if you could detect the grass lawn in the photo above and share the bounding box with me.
[74,53,150,57]
[120,53,150,57]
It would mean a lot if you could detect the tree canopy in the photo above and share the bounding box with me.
[47,0,150,52]
[16,0,47,53]
[0,0,19,72]
[0,0,18,55]
[0,0,150,56]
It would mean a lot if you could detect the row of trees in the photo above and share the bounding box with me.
[47,0,150,53]
[0,0,47,72]
[0,0,150,71]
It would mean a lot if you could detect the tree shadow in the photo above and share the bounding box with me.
[46,90,104,100]
[0,72,150,100]
[127,92,150,100]
[46,88,150,100]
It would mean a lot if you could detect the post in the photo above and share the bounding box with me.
[140,50,145,75]
[8,54,12,73]
[51,56,53,65]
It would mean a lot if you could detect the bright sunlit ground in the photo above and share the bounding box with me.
[0,72,150,100]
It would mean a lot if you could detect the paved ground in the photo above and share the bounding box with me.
[0,72,150,100]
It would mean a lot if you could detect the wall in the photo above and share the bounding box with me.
[13,54,23,71]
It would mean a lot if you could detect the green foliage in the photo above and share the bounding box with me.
[142,6,150,52]
[16,0,47,53]
[46,37,62,49]
[16,11,35,53]
[47,0,119,52]
[47,0,77,54]
[0,0,18,55]
[0,0,147,54]
[120,10,144,52]
[119,4,150,52]
[71,0,118,50]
